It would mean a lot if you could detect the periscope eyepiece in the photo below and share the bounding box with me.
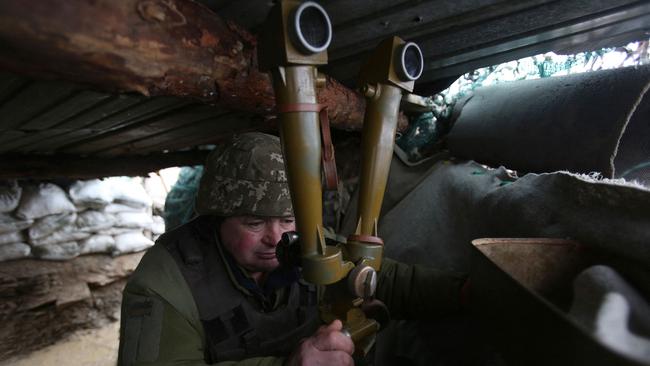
[396,42,424,81]
[291,1,332,54]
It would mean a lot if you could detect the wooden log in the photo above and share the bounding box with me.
[0,0,405,131]
[0,151,209,179]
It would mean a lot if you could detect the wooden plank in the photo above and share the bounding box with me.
[325,0,413,27]
[325,0,639,82]
[0,73,30,105]
[0,151,209,179]
[0,129,69,154]
[99,112,265,156]
[23,95,146,152]
[61,104,229,154]
[20,129,98,154]
[418,14,650,83]
[416,0,641,57]
[20,90,111,130]
[0,81,80,130]
[20,97,189,154]
[215,1,274,29]
[53,95,147,130]
[88,96,189,131]
[143,119,272,154]
[0,90,113,152]
[0,130,27,146]
[333,0,502,54]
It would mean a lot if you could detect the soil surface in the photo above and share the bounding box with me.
[0,320,120,366]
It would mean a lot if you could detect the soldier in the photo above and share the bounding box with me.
[118,132,466,366]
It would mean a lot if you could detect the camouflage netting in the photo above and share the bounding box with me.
[163,166,203,231]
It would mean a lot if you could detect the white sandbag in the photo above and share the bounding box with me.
[103,203,147,214]
[79,235,115,254]
[30,226,91,247]
[0,180,22,213]
[68,179,114,209]
[144,173,168,211]
[113,231,154,255]
[0,230,25,245]
[0,213,33,234]
[151,215,165,235]
[0,242,31,262]
[33,241,80,261]
[76,210,116,232]
[15,183,76,219]
[114,211,153,230]
[28,212,77,240]
[96,227,137,236]
[105,177,152,208]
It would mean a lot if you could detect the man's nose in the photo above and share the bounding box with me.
[263,222,283,246]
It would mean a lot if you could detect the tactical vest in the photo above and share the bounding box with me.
[160,217,320,363]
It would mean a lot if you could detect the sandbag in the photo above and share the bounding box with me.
[103,203,147,214]
[28,212,77,240]
[144,173,168,212]
[0,180,22,213]
[0,213,33,234]
[151,215,165,235]
[97,227,137,236]
[114,211,153,230]
[448,65,650,181]
[30,226,91,247]
[15,183,76,220]
[0,230,25,246]
[33,241,80,261]
[105,177,152,208]
[0,242,31,262]
[68,179,113,209]
[79,235,115,254]
[113,231,154,255]
[569,265,650,364]
[76,210,116,232]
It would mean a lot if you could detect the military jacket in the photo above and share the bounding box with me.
[118,217,466,366]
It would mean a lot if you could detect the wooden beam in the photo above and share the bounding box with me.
[0,151,209,179]
[0,0,405,131]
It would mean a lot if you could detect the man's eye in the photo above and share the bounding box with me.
[281,218,295,225]
[245,221,264,229]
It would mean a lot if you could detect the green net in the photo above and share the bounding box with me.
[163,166,204,231]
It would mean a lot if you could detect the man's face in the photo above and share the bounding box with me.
[219,215,296,275]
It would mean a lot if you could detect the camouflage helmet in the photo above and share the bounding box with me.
[195,132,293,217]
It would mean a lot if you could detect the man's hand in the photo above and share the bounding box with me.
[286,319,355,366]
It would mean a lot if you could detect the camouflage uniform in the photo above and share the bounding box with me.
[118,133,467,366]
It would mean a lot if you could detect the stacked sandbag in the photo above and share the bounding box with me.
[0,181,31,261]
[15,182,82,260]
[144,173,168,216]
[71,177,159,256]
[0,177,166,262]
